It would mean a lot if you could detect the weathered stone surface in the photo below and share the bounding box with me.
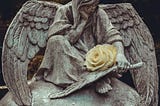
[1,0,158,106]
[0,78,140,106]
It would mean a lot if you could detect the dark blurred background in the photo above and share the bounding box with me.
[0,0,159,102]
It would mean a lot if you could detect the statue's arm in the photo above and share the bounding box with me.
[65,19,87,44]
[48,5,87,45]
[48,6,72,37]
[98,9,130,69]
[112,41,130,70]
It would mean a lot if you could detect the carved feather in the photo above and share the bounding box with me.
[38,30,48,48]
[17,27,28,57]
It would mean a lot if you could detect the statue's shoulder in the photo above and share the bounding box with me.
[59,2,72,11]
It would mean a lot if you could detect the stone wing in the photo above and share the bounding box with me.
[101,3,158,106]
[2,0,61,105]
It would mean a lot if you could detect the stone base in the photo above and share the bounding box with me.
[0,78,140,106]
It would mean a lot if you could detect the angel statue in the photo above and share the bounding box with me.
[0,0,158,106]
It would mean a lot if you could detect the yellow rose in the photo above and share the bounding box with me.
[84,44,117,71]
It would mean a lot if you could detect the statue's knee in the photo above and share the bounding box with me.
[48,35,66,45]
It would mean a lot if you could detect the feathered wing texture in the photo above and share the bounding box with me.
[101,3,158,106]
[2,0,61,105]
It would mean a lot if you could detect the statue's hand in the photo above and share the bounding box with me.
[116,53,131,72]
[65,29,77,44]
[79,7,90,20]
[66,20,87,44]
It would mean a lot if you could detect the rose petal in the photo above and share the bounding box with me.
[84,44,117,72]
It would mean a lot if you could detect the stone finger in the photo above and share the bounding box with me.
[118,62,123,70]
